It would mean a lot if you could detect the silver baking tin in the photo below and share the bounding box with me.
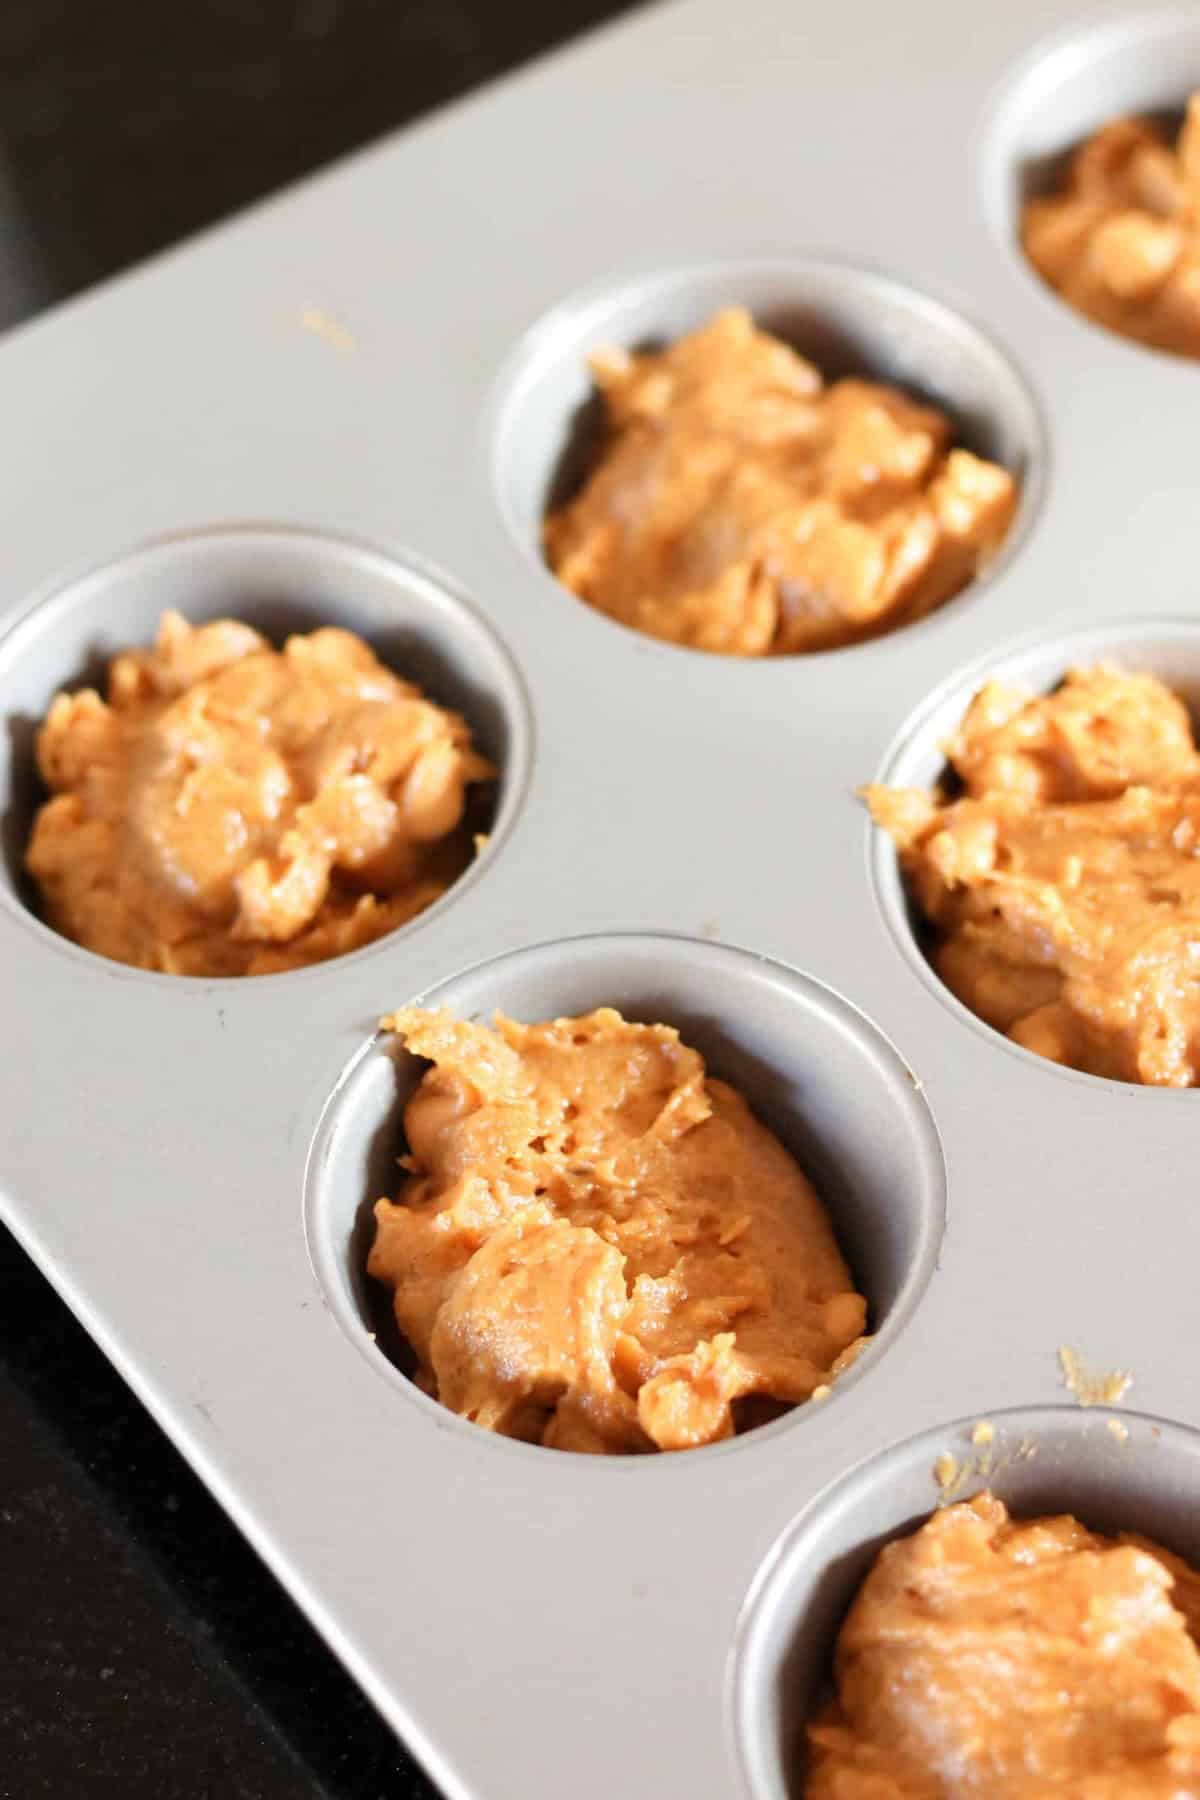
[2,2,1199,1796]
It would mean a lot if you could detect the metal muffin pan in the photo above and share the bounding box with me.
[2,1,1199,1795]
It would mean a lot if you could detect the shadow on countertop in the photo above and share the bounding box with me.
[0,0,644,327]
[2,1236,438,1800]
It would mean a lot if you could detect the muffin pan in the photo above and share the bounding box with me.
[2,1,1200,1795]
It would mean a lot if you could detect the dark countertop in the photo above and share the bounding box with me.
[0,5,638,1794]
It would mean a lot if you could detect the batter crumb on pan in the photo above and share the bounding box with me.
[367,1004,867,1453]
[1059,1343,1134,1408]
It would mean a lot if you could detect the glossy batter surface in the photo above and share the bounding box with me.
[1022,96,1200,358]
[543,308,1016,655]
[866,664,1200,1085]
[806,1491,1200,1797]
[26,612,493,975]
[367,1006,866,1453]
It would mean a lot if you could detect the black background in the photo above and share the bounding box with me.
[0,4,639,1795]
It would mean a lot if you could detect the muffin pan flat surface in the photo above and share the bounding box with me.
[2,2,1200,1796]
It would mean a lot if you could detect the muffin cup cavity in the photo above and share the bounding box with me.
[303,932,947,1456]
[869,617,1200,1088]
[0,524,533,975]
[984,9,1200,287]
[488,257,1044,624]
[732,1404,1200,1800]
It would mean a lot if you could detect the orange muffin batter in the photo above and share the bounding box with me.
[543,307,1016,655]
[1022,95,1200,358]
[866,664,1200,1085]
[25,611,493,975]
[367,1005,866,1453]
[806,1491,1200,1796]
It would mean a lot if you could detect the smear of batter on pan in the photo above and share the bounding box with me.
[296,304,356,352]
[1058,1344,1134,1408]
[933,1429,1037,1504]
[934,1452,960,1491]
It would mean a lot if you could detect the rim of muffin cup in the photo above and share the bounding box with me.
[303,930,948,1465]
[486,254,1046,658]
[0,522,535,985]
[868,614,1200,1095]
[730,1401,1200,1799]
[980,5,1200,361]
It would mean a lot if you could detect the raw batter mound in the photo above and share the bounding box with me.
[543,308,1016,655]
[25,611,494,975]
[806,1491,1200,1797]
[865,664,1200,1086]
[367,1006,866,1453]
[1022,95,1200,358]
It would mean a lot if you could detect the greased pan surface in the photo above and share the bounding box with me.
[2,2,1199,1796]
